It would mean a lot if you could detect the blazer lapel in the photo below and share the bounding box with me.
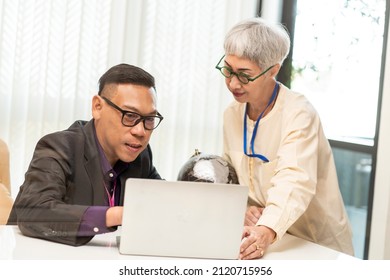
[82,120,106,205]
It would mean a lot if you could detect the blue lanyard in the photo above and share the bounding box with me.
[243,82,279,162]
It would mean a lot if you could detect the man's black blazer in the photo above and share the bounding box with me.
[8,120,161,245]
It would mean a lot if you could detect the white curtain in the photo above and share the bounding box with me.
[0,0,258,197]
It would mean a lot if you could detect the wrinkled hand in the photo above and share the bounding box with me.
[239,225,275,260]
[245,206,264,226]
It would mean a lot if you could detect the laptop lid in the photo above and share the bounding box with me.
[119,178,248,259]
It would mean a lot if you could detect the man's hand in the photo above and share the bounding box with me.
[106,206,123,227]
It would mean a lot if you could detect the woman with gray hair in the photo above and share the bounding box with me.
[216,17,354,259]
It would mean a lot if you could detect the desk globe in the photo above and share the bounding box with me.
[177,149,239,184]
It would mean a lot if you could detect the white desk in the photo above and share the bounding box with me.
[0,225,355,260]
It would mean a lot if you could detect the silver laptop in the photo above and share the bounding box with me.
[118,178,248,259]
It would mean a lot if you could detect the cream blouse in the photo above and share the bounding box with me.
[223,84,354,255]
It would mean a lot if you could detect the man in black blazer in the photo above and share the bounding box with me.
[8,64,163,246]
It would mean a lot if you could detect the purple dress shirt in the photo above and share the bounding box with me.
[77,128,128,236]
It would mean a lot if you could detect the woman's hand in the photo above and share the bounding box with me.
[245,206,264,226]
[239,225,275,260]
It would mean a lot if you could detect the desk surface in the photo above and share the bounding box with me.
[0,225,355,260]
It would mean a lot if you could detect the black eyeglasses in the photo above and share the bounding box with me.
[215,55,274,84]
[101,96,163,130]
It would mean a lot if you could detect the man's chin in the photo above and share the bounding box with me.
[121,154,138,163]
[121,149,144,163]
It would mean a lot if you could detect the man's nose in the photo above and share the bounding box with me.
[130,120,146,136]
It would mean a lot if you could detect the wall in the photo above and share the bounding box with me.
[369,21,390,259]
[260,0,283,21]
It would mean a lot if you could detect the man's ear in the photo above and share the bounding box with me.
[92,95,103,119]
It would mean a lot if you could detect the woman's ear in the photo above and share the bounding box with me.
[269,64,281,78]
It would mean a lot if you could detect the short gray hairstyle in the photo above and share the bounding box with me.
[224,17,290,71]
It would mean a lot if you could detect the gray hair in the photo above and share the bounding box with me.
[224,17,290,70]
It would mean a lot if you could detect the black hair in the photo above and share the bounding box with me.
[98,63,155,96]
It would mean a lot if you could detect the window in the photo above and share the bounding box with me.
[292,0,385,143]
